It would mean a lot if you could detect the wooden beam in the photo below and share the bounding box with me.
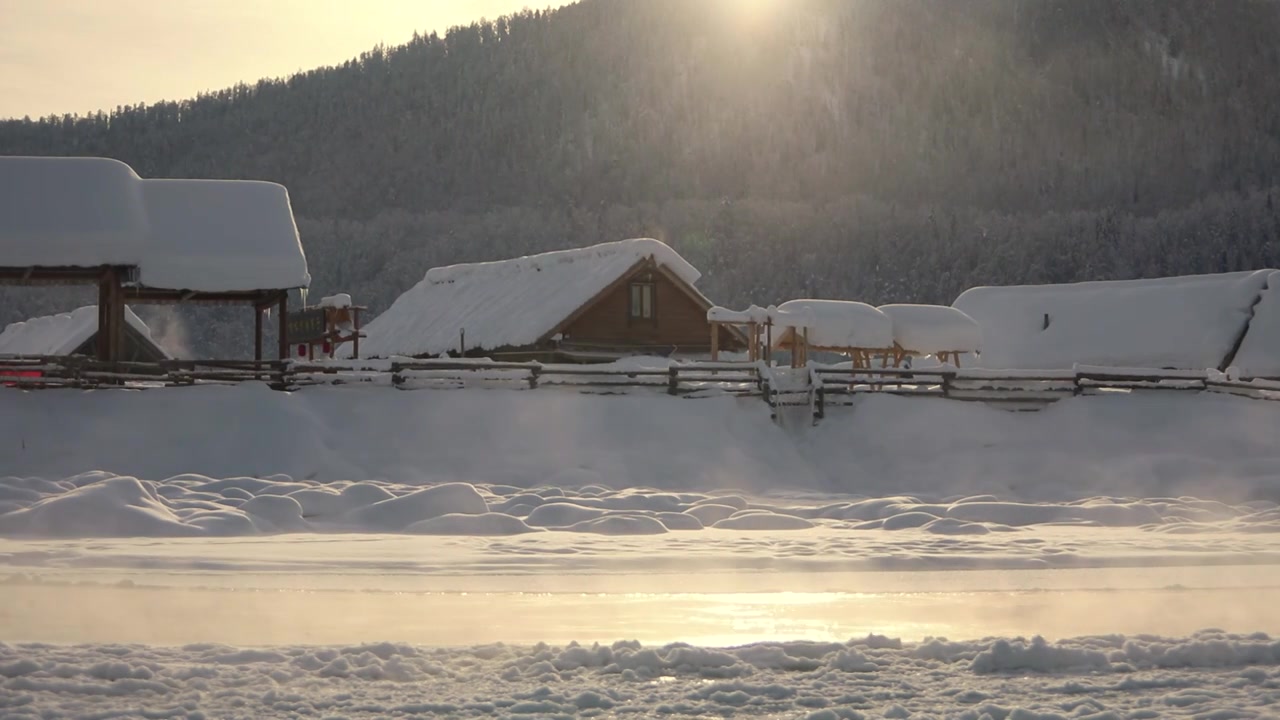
[710,321,720,361]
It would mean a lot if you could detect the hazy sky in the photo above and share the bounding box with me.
[0,0,573,120]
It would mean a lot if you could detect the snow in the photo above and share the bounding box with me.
[0,156,309,292]
[318,292,352,308]
[877,303,981,353]
[1232,270,1280,378]
[138,178,310,292]
[358,238,703,358]
[954,270,1274,370]
[0,305,162,357]
[0,156,147,269]
[0,628,1278,718]
[773,299,895,349]
[707,304,772,324]
[3,373,1280,719]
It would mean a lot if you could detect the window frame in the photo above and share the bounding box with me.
[627,274,657,326]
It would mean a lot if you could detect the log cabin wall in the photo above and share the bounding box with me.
[560,269,737,350]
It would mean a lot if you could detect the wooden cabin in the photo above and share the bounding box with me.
[0,305,171,362]
[358,238,745,362]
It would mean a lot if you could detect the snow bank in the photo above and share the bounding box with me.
[2,384,1279,513]
[877,304,981,354]
[953,270,1274,370]
[359,238,702,358]
[1231,270,1280,378]
[0,156,308,292]
[773,300,895,349]
[0,305,161,357]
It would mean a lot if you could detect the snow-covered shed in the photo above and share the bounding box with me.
[0,156,310,361]
[358,238,745,361]
[953,270,1275,371]
[0,306,170,362]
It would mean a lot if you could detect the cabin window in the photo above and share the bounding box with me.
[629,280,655,323]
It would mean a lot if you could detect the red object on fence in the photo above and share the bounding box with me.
[297,344,308,358]
[1,369,42,387]
[322,341,332,355]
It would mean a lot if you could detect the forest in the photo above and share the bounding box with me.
[3,0,1280,356]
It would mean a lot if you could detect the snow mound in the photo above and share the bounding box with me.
[971,636,1113,674]
[953,270,1274,370]
[0,476,195,538]
[339,482,488,531]
[406,512,541,535]
[567,514,669,535]
[713,512,814,531]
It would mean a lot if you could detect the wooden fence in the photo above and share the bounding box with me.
[2,356,1278,420]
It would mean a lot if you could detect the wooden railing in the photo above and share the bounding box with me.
[2,357,1278,418]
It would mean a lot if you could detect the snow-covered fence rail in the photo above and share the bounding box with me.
[3,356,1278,409]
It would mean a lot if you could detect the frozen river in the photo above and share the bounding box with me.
[6,564,1279,647]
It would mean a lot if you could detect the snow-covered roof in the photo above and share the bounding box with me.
[0,156,147,269]
[359,239,703,357]
[0,305,166,358]
[1231,270,1280,378]
[771,299,895,349]
[953,270,1275,370]
[707,305,772,324]
[0,156,309,293]
[877,304,981,353]
[139,179,309,292]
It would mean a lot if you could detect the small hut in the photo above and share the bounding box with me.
[0,305,170,362]
[0,156,310,361]
[358,239,744,361]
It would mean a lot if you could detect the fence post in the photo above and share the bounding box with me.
[667,366,679,396]
[529,366,540,390]
[941,371,955,398]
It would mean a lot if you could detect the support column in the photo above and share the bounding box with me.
[277,293,289,360]
[96,267,124,363]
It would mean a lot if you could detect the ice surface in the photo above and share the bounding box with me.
[0,305,161,357]
[954,270,1274,370]
[358,238,703,357]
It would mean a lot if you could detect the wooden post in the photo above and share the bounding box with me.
[96,267,124,363]
[277,293,289,360]
[710,322,720,361]
[765,320,772,364]
[352,308,361,360]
